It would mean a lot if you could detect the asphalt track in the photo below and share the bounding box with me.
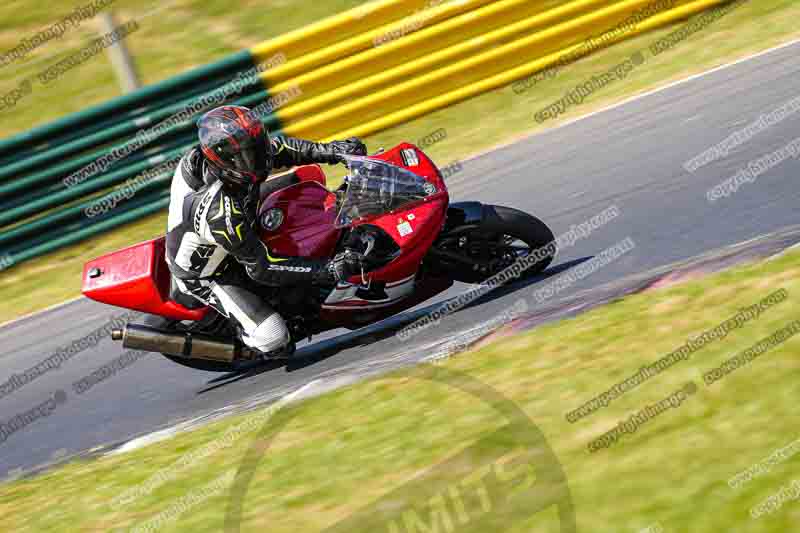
[2,39,800,479]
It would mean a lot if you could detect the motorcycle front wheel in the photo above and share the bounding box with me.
[432,204,556,284]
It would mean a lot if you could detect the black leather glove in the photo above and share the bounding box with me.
[272,136,367,167]
[315,250,366,285]
[329,137,368,163]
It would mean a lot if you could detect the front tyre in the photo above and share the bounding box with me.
[436,205,556,284]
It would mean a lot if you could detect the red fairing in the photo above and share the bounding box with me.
[293,163,327,186]
[349,143,449,283]
[372,142,447,193]
[82,238,209,321]
[258,180,342,259]
[359,198,447,282]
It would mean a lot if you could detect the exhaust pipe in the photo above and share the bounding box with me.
[112,324,257,363]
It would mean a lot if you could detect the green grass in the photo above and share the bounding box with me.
[1,0,800,324]
[2,241,799,531]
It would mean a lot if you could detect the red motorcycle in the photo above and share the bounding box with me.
[82,144,555,371]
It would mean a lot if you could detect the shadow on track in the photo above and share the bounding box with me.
[197,257,592,393]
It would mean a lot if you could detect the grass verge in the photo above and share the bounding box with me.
[1,0,799,323]
[1,245,799,531]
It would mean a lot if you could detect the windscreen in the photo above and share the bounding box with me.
[335,155,437,228]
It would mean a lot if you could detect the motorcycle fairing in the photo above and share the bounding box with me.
[258,180,341,259]
[82,237,209,321]
[322,273,416,310]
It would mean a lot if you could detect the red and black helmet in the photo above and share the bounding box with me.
[197,105,274,188]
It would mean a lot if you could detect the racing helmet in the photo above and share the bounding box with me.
[197,105,274,188]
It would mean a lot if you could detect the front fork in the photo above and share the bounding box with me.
[427,201,494,273]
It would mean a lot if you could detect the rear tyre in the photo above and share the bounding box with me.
[445,205,555,284]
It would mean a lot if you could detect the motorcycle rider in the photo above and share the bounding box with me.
[165,105,367,358]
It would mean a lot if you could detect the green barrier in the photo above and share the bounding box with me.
[0,82,267,182]
[5,190,171,266]
[0,116,282,220]
[0,133,194,203]
[0,172,173,248]
[0,90,283,205]
[0,50,255,159]
[0,76,245,171]
[0,103,288,247]
[0,144,190,227]
[0,113,285,224]
[0,107,282,213]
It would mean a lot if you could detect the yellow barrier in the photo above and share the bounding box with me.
[320,0,732,140]
[282,0,705,139]
[243,0,738,140]
[249,0,435,63]
[257,0,497,85]
[273,0,619,117]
